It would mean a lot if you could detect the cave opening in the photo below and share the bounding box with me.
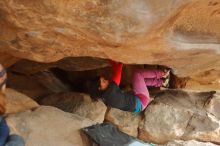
[6,57,188,104]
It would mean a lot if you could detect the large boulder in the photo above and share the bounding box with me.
[6,106,95,146]
[105,108,141,137]
[40,92,107,123]
[163,140,218,146]
[5,88,39,114]
[205,92,220,120]
[139,90,220,144]
[0,0,220,76]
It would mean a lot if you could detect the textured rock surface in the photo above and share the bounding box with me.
[7,71,70,100]
[105,108,142,137]
[139,90,220,144]
[6,106,95,146]
[40,92,107,123]
[163,140,218,146]
[1,0,220,144]
[185,69,220,91]
[5,88,39,114]
[0,0,220,76]
[205,92,220,120]
[0,52,19,68]
[11,57,108,75]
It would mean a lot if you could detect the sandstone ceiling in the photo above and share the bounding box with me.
[0,0,220,76]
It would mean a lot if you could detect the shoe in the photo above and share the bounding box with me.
[162,78,169,88]
[162,69,170,79]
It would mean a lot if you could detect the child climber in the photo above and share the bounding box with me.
[89,60,170,112]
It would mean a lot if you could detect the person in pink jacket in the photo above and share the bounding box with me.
[89,60,170,112]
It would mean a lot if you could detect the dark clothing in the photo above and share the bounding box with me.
[102,82,136,112]
[82,122,153,146]
[0,116,25,146]
[0,117,9,146]
[5,135,25,146]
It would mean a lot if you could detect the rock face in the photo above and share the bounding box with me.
[139,90,220,144]
[7,71,70,100]
[163,140,218,146]
[0,0,220,76]
[40,92,107,123]
[6,106,95,146]
[0,52,19,68]
[11,57,109,75]
[205,92,220,120]
[3,88,220,145]
[5,88,39,114]
[105,108,141,137]
[185,69,220,91]
[1,0,220,144]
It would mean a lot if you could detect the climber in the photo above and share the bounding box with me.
[89,60,170,112]
[0,64,25,146]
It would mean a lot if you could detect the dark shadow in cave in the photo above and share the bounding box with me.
[49,64,189,96]
[6,57,189,103]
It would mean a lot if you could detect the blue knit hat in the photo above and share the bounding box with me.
[0,64,6,91]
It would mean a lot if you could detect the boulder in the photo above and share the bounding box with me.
[139,90,220,144]
[205,92,220,120]
[5,88,39,114]
[40,92,107,123]
[105,108,142,137]
[0,0,220,76]
[6,106,95,146]
[7,71,70,101]
[163,140,218,146]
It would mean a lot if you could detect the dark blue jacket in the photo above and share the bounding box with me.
[0,116,9,146]
[102,82,136,112]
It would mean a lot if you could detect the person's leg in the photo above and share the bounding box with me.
[5,134,25,146]
[134,69,164,79]
[133,70,150,97]
[144,78,163,87]
[132,70,150,111]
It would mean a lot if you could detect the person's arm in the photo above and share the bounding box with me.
[109,60,123,86]
[0,118,9,146]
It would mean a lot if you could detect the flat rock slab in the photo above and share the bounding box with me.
[6,106,95,146]
[5,88,39,114]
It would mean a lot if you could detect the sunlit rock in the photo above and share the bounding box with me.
[6,106,95,146]
[5,88,39,114]
[139,90,220,144]
[105,108,141,137]
[0,0,220,76]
